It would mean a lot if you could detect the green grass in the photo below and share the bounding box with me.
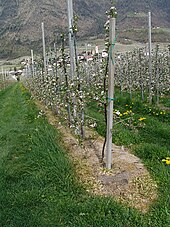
[160,96,170,108]
[0,84,170,226]
[86,91,170,224]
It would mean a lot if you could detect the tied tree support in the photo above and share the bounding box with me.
[67,0,76,79]
[31,49,34,77]
[106,7,117,169]
[41,22,47,75]
[148,11,152,104]
[67,0,77,128]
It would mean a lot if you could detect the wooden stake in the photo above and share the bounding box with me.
[41,22,47,74]
[106,17,116,169]
[31,49,34,77]
[148,11,152,104]
[54,42,58,80]
[67,0,75,79]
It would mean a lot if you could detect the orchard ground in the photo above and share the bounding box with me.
[0,83,169,226]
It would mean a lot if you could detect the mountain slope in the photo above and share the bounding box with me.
[0,0,170,58]
[117,0,170,28]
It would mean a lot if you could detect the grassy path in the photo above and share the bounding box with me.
[0,83,169,226]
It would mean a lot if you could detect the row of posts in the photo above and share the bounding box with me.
[29,5,153,169]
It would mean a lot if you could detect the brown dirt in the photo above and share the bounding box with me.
[35,100,158,213]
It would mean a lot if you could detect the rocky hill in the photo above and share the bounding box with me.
[0,0,170,58]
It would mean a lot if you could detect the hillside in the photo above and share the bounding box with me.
[117,0,170,28]
[0,0,170,58]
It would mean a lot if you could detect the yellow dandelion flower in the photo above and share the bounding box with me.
[162,157,170,165]
[138,117,146,121]
[123,111,128,115]
[166,160,170,165]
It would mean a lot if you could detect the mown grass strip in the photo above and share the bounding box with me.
[86,92,170,224]
[0,84,169,226]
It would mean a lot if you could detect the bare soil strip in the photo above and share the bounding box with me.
[35,100,158,213]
